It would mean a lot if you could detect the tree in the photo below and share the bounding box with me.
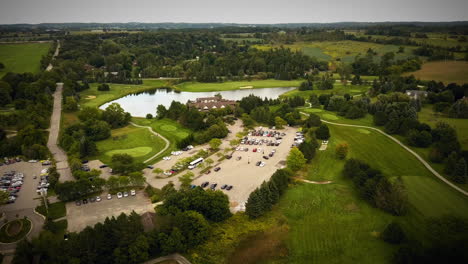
[381,222,406,244]
[303,113,321,128]
[128,235,149,264]
[287,147,306,171]
[208,138,222,150]
[146,113,153,119]
[245,188,265,218]
[241,113,255,128]
[153,168,163,175]
[0,190,9,204]
[453,158,467,183]
[156,105,167,119]
[174,210,210,248]
[97,83,110,91]
[298,140,317,161]
[274,116,287,129]
[102,103,131,128]
[111,153,144,174]
[178,171,194,189]
[315,124,330,140]
[444,152,458,175]
[335,142,349,160]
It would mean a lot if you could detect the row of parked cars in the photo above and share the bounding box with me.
[36,168,50,195]
[241,137,282,146]
[199,181,233,191]
[75,190,136,206]
[292,131,305,147]
[248,129,285,138]
[1,171,24,204]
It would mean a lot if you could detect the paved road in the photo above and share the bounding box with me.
[300,112,468,196]
[142,253,192,264]
[48,83,73,182]
[130,122,170,163]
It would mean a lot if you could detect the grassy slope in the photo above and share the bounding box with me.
[79,80,168,108]
[403,61,468,84]
[176,79,303,92]
[282,83,370,98]
[89,125,166,164]
[131,118,193,161]
[0,43,51,77]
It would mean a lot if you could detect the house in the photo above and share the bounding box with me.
[188,95,237,111]
[406,90,428,100]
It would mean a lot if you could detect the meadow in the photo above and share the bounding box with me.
[0,42,51,77]
[90,125,166,164]
[175,79,303,92]
[404,60,468,84]
[79,79,168,108]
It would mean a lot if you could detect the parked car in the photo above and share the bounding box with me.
[221,184,228,190]
[260,162,266,167]
[107,193,112,200]
[130,189,136,196]
[214,167,221,172]
[205,170,211,174]
[90,197,96,203]
[117,192,123,199]
[99,164,108,168]
[123,191,129,197]
[96,196,102,202]
[201,182,209,188]
[253,148,257,152]
[226,155,232,159]
[210,183,217,190]
[82,199,88,204]
[263,155,269,160]
[256,161,261,166]
[75,200,81,206]
[147,165,154,169]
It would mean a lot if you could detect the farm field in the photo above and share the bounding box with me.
[175,79,302,92]
[0,42,51,77]
[131,117,192,160]
[253,40,418,63]
[404,60,468,84]
[282,83,370,98]
[89,125,166,164]
[80,80,168,108]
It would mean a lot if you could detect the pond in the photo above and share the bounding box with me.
[100,87,296,117]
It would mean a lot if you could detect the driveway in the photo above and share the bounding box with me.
[47,83,73,182]
[66,191,154,232]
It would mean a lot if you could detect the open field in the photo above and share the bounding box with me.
[131,118,193,160]
[404,61,468,84]
[80,80,168,108]
[253,41,418,63]
[0,42,51,77]
[418,105,468,149]
[176,79,303,92]
[282,83,370,98]
[90,125,166,164]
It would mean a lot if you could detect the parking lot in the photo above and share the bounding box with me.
[66,191,155,232]
[0,161,47,212]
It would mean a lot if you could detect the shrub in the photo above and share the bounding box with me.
[97,83,110,91]
[381,222,406,244]
[315,124,330,140]
[335,143,349,160]
[146,113,153,119]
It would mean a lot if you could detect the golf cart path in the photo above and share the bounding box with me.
[130,122,170,163]
[295,177,333,184]
[143,253,192,264]
[300,112,468,197]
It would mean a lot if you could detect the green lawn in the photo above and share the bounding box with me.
[36,202,66,220]
[90,125,167,164]
[282,83,370,98]
[131,118,193,161]
[0,42,51,77]
[0,218,32,243]
[175,79,303,92]
[79,79,168,108]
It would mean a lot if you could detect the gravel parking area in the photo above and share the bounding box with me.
[66,191,154,232]
[0,161,47,212]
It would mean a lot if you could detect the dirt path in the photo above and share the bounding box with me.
[48,83,73,182]
[130,122,170,163]
[295,177,333,184]
[300,112,468,197]
[142,253,192,264]
[45,40,60,72]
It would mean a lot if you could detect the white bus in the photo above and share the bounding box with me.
[188,158,204,169]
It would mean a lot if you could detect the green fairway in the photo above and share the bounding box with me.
[80,79,168,108]
[90,125,166,164]
[0,42,51,77]
[282,83,370,98]
[175,79,302,92]
[131,118,193,161]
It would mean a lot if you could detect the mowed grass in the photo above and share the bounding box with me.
[90,125,166,164]
[404,61,468,84]
[131,118,192,161]
[282,83,370,98]
[176,79,302,92]
[0,43,51,77]
[79,79,168,108]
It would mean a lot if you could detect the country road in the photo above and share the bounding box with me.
[48,83,73,182]
[45,40,60,71]
[130,122,170,163]
[300,112,468,197]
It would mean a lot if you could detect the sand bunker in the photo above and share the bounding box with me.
[239,85,253,89]
[85,95,96,100]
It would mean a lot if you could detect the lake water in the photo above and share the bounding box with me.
[100,87,296,117]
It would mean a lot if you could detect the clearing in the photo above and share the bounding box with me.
[404,61,468,84]
[282,83,370,99]
[0,42,51,77]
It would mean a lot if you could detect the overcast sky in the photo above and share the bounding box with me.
[0,0,467,24]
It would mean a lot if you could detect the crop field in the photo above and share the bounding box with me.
[176,79,302,92]
[131,118,192,160]
[282,83,370,98]
[80,79,168,108]
[0,42,51,77]
[404,61,468,84]
[90,125,166,164]
[253,41,418,63]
